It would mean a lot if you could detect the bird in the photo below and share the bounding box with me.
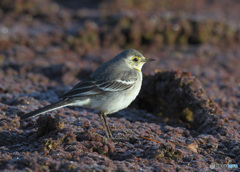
[21,49,155,139]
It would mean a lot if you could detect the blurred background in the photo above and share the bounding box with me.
[0,0,239,114]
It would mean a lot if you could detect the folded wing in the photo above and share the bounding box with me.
[60,75,136,98]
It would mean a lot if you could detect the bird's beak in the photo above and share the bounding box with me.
[143,58,155,62]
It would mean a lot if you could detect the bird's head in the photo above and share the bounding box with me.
[115,49,155,71]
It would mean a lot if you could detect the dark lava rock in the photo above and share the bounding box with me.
[134,70,223,132]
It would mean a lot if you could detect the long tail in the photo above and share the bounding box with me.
[21,100,70,119]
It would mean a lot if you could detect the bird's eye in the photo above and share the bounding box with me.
[133,58,138,62]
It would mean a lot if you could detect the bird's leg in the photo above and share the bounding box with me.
[98,112,110,139]
[102,113,113,139]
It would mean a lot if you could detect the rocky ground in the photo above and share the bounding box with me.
[0,0,239,171]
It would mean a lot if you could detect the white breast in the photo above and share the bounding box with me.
[105,71,142,114]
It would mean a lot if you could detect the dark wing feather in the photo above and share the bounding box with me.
[60,76,99,98]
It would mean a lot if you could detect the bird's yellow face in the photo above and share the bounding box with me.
[128,55,155,72]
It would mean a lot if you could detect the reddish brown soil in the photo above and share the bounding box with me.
[0,0,239,171]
